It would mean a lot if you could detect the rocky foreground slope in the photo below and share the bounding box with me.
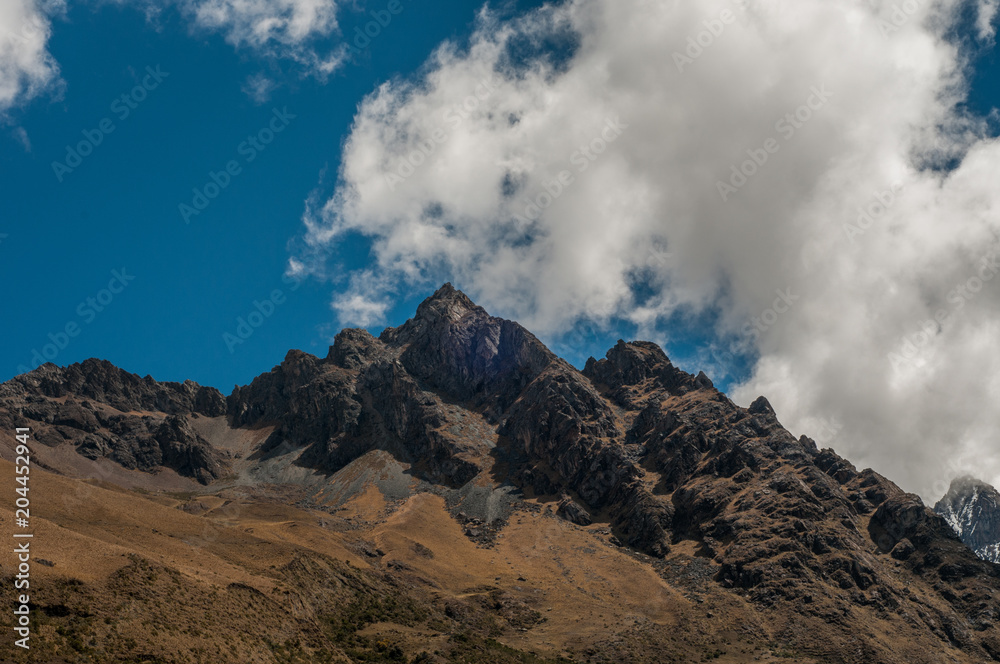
[1,284,999,664]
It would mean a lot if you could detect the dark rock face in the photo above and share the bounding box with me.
[4,283,1000,662]
[935,476,1000,563]
[380,283,554,417]
[97,414,224,484]
[2,358,226,417]
[870,493,934,551]
[556,494,592,526]
[226,327,487,488]
[0,361,228,483]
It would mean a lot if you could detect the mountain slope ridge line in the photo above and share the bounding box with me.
[2,283,999,663]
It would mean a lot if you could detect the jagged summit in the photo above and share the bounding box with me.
[1,357,225,417]
[947,475,995,492]
[378,284,556,411]
[380,282,486,341]
[3,284,1000,663]
[416,281,480,317]
[935,475,1000,564]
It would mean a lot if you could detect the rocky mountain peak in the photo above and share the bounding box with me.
[583,339,715,409]
[948,475,995,493]
[417,281,481,318]
[747,395,776,416]
[935,475,1000,563]
[326,328,384,370]
[377,284,555,410]
[5,285,1000,662]
[381,283,485,343]
[584,339,671,385]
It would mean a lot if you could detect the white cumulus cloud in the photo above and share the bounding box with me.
[295,0,1000,500]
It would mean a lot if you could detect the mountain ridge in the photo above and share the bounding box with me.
[2,283,999,663]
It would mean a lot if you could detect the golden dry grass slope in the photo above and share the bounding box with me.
[0,451,844,664]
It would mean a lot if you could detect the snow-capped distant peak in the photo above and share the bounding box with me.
[934,476,1000,564]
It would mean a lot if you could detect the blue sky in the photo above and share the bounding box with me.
[5,1,1000,500]
[1,0,754,393]
[1,0,569,392]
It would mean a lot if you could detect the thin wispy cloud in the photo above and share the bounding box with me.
[241,71,277,103]
[11,126,31,151]
[0,0,65,114]
[0,0,347,117]
[180,0,346,74]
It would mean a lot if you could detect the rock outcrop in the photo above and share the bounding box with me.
[936,476,1000,563]
[0,360,228,483]
[3,283,1000,662]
